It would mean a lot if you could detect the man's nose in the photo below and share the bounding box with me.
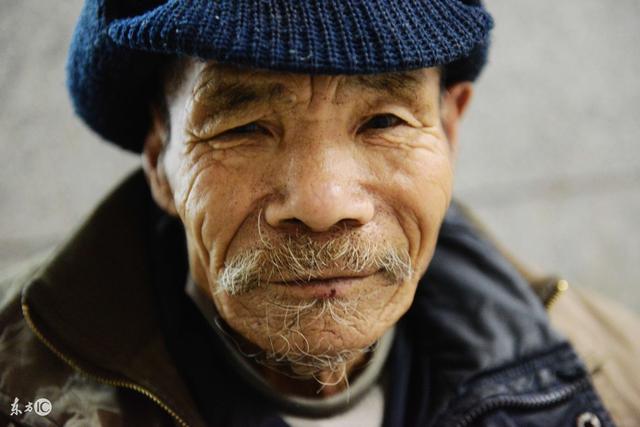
[264,149,375,233]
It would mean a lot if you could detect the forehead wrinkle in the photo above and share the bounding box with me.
[307,75,346,107]
[341,70,427,106]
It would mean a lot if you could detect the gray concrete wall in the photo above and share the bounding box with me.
[1,1,639,312]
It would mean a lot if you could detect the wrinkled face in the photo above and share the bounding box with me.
[147,61,470,380]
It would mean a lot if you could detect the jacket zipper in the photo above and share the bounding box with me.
[544,279,569,310]
[21,302,189,427]
[453,377,590,427]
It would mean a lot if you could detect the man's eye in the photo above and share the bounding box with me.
[359,114,406,132]
[218,122,268,138]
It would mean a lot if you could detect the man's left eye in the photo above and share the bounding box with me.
[217,122,269,138]
[359,114,406,132]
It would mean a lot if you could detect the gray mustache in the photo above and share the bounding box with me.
[217,233,413,295]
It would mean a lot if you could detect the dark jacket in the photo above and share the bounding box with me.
[1,170,638,426]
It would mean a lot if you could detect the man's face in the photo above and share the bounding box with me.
[147,61,470,381]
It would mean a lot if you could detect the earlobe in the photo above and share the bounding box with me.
[142,107,178,216]
[441,82,474,153]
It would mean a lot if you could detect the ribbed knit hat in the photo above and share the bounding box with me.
[67,0,493,152]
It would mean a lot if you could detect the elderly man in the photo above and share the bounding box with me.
[1,0,639,426]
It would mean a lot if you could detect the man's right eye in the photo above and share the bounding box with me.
[358,114,406,133]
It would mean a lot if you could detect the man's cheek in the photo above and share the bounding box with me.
[394,180,452,276]
[181,196,214,277]
[181,175,256,274]
[183,185,224,253]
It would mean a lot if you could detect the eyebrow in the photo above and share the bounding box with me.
[194,81,286,115]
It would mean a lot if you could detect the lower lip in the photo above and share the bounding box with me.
[268,274,379,299]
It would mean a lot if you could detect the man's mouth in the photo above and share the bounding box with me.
[269,270,379,285]
[266,270,383,299]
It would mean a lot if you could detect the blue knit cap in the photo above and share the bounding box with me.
[67,0,493,152]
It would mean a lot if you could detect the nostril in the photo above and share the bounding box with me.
[334,218,364,231]
[273,217,363,235]
[280,218,307,230]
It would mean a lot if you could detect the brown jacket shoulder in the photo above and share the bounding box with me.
[548,286,640,427]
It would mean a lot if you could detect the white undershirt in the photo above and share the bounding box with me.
[282,383,384,427]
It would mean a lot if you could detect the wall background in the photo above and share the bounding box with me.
[1,0,639,312]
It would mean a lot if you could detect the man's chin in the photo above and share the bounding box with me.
[258,342,373,382]
[246,295,390,361]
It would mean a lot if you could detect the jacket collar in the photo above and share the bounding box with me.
[20,169,205,427]
[409,203,563,420]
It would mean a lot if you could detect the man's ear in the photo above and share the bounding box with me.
[440,81,474,155]
[142,106,178,216]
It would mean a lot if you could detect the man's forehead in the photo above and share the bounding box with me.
[194,61,432,89]
[189,61,439,111]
